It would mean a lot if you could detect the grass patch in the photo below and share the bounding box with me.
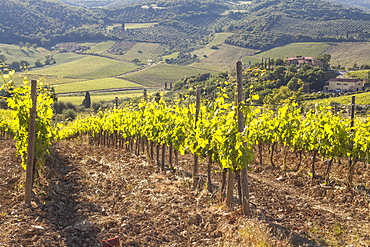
[324,42,370,68]
[189,44,256,72]
[207,33,234,47]
[219,217,285,246]
[54,78,142,94]
[162,52,180,60]
[121,42,166,63]
[0,43,51,65]
[192,33,234,59]
[82,41,116,54]
[12,74,86,86]
[120,63,213,87]
[107,22,158,30]
[125,22,158,29]
[53,52,87,65]
[58,90,150,105]
[346,70,370,80]
[257,42,331,59]
[242,56,264,66]
[29,56,139,79]
[304,92,370,105]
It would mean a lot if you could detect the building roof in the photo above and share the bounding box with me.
[328,78,362,82]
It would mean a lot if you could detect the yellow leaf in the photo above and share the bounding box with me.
[252,94,260,100]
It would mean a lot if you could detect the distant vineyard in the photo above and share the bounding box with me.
[270,17,370,38]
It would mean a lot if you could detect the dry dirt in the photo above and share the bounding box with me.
[0,139,369,247]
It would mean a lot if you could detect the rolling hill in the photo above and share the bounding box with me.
[2,0,370,52]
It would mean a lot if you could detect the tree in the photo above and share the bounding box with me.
[44,55,55,65]
[10,62,20,71]
[20,60,30,70]
[131,58,141,65]
[82,91,91,108]
[263,86,296,105]
[287,77,304,91]
[35,59,43,67]
[316,53,331,64]
[275,58,284,66]
[0,54,6,62]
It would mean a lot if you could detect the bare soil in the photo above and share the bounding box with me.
[0,140,369,246]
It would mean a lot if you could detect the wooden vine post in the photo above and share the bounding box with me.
[25,80,37,203]
[348,96,356,186]
[193,87,201,189]
[237,61,251,217]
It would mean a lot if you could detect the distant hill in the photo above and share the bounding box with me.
[0,0,108,45]
[54,0,147,8]
[323,0,370,12]
[1,0,370,52]
[224,0,370,50]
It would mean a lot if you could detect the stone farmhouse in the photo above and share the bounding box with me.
[286,56,329,70]
[324,78,364,92]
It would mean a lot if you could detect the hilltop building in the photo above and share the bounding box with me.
[324,78,364,92]
[286,56,329,70]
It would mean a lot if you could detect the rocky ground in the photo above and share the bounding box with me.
[0,139,369,246]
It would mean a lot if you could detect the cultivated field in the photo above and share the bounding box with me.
[242,56,265,66]
[54,78,142,94]
[0,43,51,64]
[324,42,370,67]
[29,56,139,79]
[58,90,151,104]
[81,41,116,54]
[189,44,256,71]
[120,63,213,87]
[306,92,370,105]
[107,22,158,30]
[121,42,166,63]
[347,69,370,79]
[192,33,234,59]
[257,42,331,59]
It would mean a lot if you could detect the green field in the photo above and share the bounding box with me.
[242,56,265,66]
[125,22,159,29]
[0,43,51,65]
[29,56,139,79]
[346,70,370,79]
[120,63,213,87]
[82,41,115,54]
[324,42,370,67]
[58,90,153,105]
[162,52,180,60]
[207,33,234,47]
[52,52,88,65]
[189,44,257,71]
[54,78,142,94]
[255,42,370,68]
[305,92,370,105]
[121,42,166,63]
[11,74,86,86]
[107,22,158,30]
[257,42,331,59]
[192,33,235,59]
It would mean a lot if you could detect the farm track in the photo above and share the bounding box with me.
[0,140,370,246]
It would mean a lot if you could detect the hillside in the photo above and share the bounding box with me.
[324,0,370,11]
[0,0,107,45]
[2,0,370,52]
[225,0,370,49]
[54,0,148,7]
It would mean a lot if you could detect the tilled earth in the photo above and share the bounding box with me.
[0,139,369,246]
